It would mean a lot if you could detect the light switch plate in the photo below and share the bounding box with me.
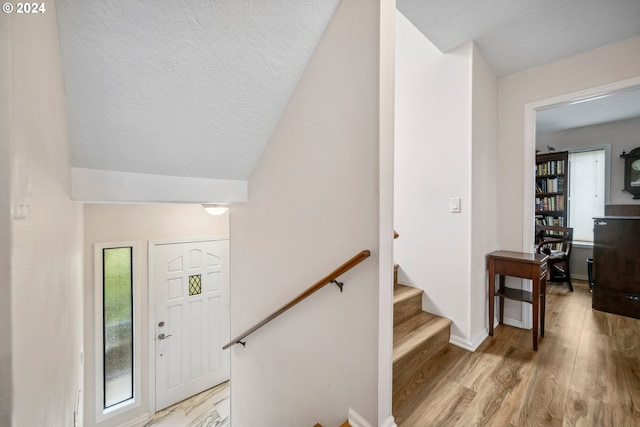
[450,197,461,213]
[12,159,32,220]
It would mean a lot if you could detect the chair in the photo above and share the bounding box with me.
[535,225,574,292]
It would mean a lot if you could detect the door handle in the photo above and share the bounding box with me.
[157,333,172,340]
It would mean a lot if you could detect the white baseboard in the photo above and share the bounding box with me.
[451,318,534,350]
[346,408,396,427]
[571,274,588,281]
[448,334,471,350]
[379,415,397,427]
[450,329,489,352]
[347,407,373,427]
[502,317,526,329]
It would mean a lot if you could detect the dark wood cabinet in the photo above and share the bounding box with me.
[592,216,640,319]
[535,151,568,226]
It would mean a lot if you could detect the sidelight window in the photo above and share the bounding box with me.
[103,246,133,408]
[95,242,141,421]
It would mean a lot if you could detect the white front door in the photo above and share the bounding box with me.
[153,239,230,411]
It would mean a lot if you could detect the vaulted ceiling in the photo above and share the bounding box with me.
[57,0,341,182]
[57,0,640,187]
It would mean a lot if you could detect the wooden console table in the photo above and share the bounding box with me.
[487,250,548,350]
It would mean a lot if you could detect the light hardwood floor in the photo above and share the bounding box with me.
[394,280,640,426]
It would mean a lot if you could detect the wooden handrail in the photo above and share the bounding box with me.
[222,249,371,349]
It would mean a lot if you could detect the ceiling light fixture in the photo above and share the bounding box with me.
[565,93,613,106]
[202,203,228,216]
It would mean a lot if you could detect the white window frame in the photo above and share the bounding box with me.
[567,145,611,246]
[94,241,142,423]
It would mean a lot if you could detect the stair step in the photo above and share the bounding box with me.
[393,311,451,364]
[393,311,452,410]
[392,282,453,420]
[394,283,423,304]
[393,284,423,326]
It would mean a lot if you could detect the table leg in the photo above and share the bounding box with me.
[488,260,495,336]
[532,276,539,351]
[499,275,505,325]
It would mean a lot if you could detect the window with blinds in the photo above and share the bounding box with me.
[568,149,605,243]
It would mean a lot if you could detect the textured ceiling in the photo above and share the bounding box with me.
[57,0,340,180]
[397,0,640,77]
[58,1,640,183]
[537,86,640,134]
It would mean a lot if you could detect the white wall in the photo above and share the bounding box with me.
[537,116,640,206]
[499,35,640,250]
[83,204,228,427]
[229,0,385,425]
[394,11,474,343]
[498,35,640,323]
[9,4,85,426]
[0,12,11,427]
[469,44,499,348]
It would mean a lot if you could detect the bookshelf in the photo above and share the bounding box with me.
[535,151,568,226]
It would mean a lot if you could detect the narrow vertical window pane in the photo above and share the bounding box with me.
[569,150,605,242]
[103,247,133,408]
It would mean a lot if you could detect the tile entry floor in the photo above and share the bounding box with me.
[143,381,230,427]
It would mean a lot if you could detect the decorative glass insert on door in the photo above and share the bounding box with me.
[103,247,133,409]
[189,274,202,296]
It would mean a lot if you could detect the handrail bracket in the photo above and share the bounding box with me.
[330,279,344,292]
[236,340,246,347]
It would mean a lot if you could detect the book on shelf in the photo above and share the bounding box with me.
[535,176,565,193]
[535,195,564,211]
[535,215,565,226]
[535,159,565,176]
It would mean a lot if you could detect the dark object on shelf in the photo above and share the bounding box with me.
[620,147,640,199]
[535,225,573,292]
[586,258,594,290]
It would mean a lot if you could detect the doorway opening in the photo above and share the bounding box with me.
[523,77,640,252]
[521,77,640,328]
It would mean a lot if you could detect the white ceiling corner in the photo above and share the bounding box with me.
[57,0,341,181]
[397,0,640,132]
[397,0,640,78]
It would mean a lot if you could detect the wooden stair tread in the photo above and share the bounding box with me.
[393,311,452,364]
[394,284,423,305]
